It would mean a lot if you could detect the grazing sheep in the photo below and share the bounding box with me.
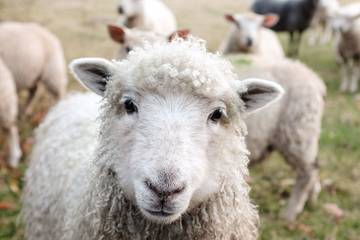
[308,0,339,45]
[0,21,68,114]
[331,3,360,92]
[117,0,177,36]
[107,24,189,59]
[219,12,284,58]
[23,38,284,240]
[227,54,326,221]
[252,0,319,57]
[0,58,21,168]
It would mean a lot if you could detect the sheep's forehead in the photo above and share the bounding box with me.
[112,39,237,99]
[234,13,262,26]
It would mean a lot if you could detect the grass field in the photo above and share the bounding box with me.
[1,0,360,239]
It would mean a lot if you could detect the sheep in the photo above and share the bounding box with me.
[252,0,319,57]
[219,12,284,58]
[0,21,68,115]
[117,0,177,36]
[107,24,189,59]
[226,54,326,221]
[23,38,284,240]
[308,0,339,45]
[331,3,360,92]
[0,58,21,168]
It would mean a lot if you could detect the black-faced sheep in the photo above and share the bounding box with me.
[252,0,319,57]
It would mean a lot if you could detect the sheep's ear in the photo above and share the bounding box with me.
[262,14,279,28]
[69,58,116,96]
[168,29,190,42]
[108,24,126,44]
[235,78,284,114]
[225,14,236,23]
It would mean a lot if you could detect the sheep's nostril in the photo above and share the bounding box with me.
[172,185,185,195]
[117,6,124,14]
[246,38,253,47]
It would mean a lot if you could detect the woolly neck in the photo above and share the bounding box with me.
[68,168,258,240]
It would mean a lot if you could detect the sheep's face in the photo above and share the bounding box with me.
[108,25,190,59]
[113,91,227,223]
[330,14,360,34]
[70,40,283,224]
[225,13,279,52]
[108,25,162,59]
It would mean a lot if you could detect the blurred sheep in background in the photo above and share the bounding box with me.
[252,0,319,57]
[308,0,339,45]
[116,0,177,36]
[331,3,360,93]
[107,24,189,59]
[0,58,21,168]
[0,21,68,168]
[219,12,284,58]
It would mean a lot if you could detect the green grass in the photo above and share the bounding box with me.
[1,0,360,239]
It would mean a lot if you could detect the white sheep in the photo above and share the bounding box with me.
[227,54,326,221]
[107,24,189,59]
[219,12,284,58]
[331,3,360,92]
[0,58,21,168]
[308,0,339,45]
[117,0,177,36]
[23,38,284,240]
[0,21,68,114]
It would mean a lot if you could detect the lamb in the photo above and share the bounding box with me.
[0,58,21,168]
[252,0,319,57]
[107,24,189,59]
[117,0,177,36]
[0,21,68,115]
[331,3,360,92]
[22,38,284,240]
[226,54,326,221]
[308,0,339,45]
[219,12,284,58]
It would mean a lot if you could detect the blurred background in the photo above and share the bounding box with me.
[0,0,360,239]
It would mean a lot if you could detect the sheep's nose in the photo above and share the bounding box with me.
[246,37,253,47]
[145,180,185,201]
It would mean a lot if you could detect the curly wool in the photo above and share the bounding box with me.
[63,164,258,240]
[23,38,258,240]
[111,37,240,98]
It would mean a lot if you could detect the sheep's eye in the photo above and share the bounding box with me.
[124,99,138,114]
[209,108,224,122]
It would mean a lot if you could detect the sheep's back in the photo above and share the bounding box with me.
[23,92,101,240]
[0,22,47,90]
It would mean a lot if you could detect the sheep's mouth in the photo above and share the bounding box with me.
[144,209,175,217]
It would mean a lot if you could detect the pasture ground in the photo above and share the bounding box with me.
[0,0,359,239]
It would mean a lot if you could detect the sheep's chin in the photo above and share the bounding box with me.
[138,207,184,224]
